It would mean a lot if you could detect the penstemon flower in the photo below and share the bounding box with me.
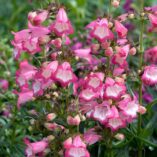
[10,1,157,157]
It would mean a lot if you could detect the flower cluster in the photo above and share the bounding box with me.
[11,2,157,157]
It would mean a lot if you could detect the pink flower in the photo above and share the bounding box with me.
[79,88,98,101]
[115,20,128,38]
[24,138,48,157]
[113,67,125,76]
[64,135,90,157]
[83,128,102,145]
[15,88,34,109]
[67,115,81,126]
[87,18,114,42]
[41,61,58,80]
[0,79,9,90]
[142,65,157,85]
[50,38,62,48]
[92,102,112,124]
[74,48,92,63]
[118,97,139,118]
[28,10,49,26]
[104,77,126,100]
[46,113,56,121]
[138,106,147,115]
[107,117,125,131]
[16,60,37,87]
[44,122,64,131]
[80,101,98,118]
[84,72,104,92]
[54,62,77,87]
[112,45,130,67]
[32,80,43,96]
[145,46,157,63]
[105,47,114,57]
[148,13,157,27]
[12,26,50,58]
[50,8,74,36]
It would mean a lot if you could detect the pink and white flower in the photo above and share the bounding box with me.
[142,65,157,85]
[53,62,77,87]
[115,20,128,38]
[83,128,102,145]
[104,77,126,100]
[87,18,114,42]
[64,135,90,157]
[50,8,74,36]
[24,138,48,157]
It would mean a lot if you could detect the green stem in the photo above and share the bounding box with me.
[137,0,144,157]
[108,0,112,18]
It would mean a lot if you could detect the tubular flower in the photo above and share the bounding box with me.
[24,138,48,157]
[50,8,74,36]
[64,135,90,157]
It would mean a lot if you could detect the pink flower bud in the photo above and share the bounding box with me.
[105,47,113,57]
[28,11,37,23]
[38,35,50,45]
[138,106,147,115]
[0,79,8,90]
[63,137,72,149]
[91,44,100,54]
[129,47,136,55]
[51,38,62,48]
[46,113,56,121]
[112,0,120,8]
[101,41,110,49]
[67,115,81,126]
[114,133,125,141]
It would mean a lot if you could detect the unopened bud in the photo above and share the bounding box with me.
[58,150,63,156]
[141,12,145,17]
[128,13,135,19]
[138,106,146,115]
[47,135,55,141]
[115,133,125,140]
[112,0,120,8]
[129,47,136,56]
[53,92,59,98]
[45,94,51,99]
[30,119,35,125]
[46,113,56,121]
[67,115,81,126]
[105,47,113,57]
[108,22,113,28]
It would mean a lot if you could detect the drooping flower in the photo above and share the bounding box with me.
[28,10,49,26]
[24,138,48,157]
[16,60,37,87]
[115,20,128,38]
[83,128,102,145]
